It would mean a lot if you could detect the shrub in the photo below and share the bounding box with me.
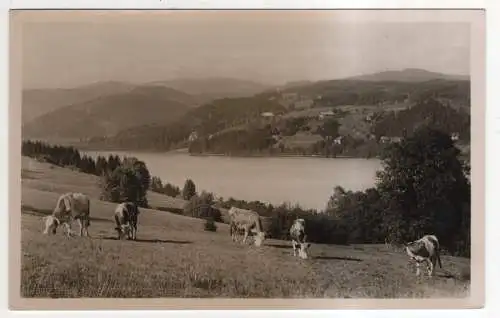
[203,218,217,232]
[183,192,222,222]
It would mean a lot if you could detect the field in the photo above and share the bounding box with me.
[20,156,471,298]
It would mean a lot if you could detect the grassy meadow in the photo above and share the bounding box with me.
[20,156,470,298]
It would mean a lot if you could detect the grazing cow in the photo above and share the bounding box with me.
[228,207,266,247]
[114,202,140,240]
[289,218,311,259]
[43,192,91,237]
[405,234,443,277]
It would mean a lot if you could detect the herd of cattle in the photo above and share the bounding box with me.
[40,192,443,277]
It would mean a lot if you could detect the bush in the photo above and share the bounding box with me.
[183,192,222,222]
[203,218,217,232]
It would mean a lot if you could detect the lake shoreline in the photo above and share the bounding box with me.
[79,145,379,160]
[187,152,377,160]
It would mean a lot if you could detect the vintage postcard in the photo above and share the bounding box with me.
[9,9,485,310]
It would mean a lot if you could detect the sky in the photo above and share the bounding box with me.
[18,10,471,89]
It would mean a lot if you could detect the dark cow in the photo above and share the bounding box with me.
[405,234,443,276]
[114,202,140,240]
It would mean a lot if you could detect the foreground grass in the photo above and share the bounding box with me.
[20,157,471,298]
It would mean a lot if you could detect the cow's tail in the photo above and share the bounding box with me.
[436,245,443,268]
[86,199,91,227]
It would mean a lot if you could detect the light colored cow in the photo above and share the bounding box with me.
[228,207,266,247]
[114,202,140,240]
[289,218,311,259]
[405,234,443,276]
[43,192,91,237]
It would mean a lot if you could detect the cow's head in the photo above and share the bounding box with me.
[254,231,266,247]
[115,224,131,240]
[298,242,311,259]
[43,215,60,235]
[54,195,71,215]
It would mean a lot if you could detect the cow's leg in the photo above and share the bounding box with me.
[292,240,298,256]
[63,222,73,238]
[84,218,91,237]
[77,218,83,236]
[242,228,249,245]
[415,261,421,276]
[428,258,435,277]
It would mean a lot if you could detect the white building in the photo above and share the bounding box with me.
[261,112,275,118]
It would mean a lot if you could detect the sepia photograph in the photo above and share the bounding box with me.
[9,8,486,309]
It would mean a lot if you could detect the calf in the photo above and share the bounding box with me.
[289,218,311,259]
[114,202,140,240]
[405,234,443,276]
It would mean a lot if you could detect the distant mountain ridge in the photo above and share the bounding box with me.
[147,77,272,101]
[346,68,469,82]
[22,77,272,126]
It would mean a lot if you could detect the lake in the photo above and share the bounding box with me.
[83,150,383,211]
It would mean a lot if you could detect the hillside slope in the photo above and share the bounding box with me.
[20,156,470,298]
[22,81,136,124]
[22,86,199,140]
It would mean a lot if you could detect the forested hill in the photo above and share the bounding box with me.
[85,96,287,151]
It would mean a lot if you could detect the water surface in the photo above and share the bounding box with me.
[84,151,382,211]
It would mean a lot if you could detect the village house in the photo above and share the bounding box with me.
[318,110,335,120]
[261,112,275,118]
[365,113,376,122]
[380,136,402,144]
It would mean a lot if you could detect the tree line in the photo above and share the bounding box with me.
[22,140,153,207]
